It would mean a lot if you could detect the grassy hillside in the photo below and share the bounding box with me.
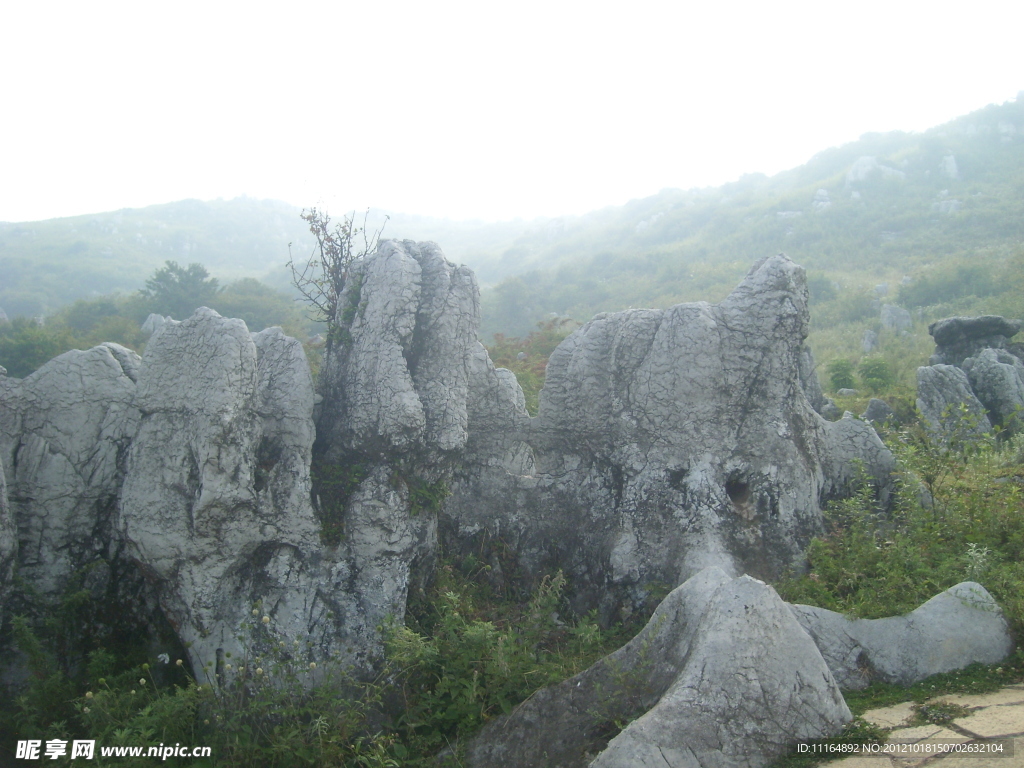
[480,97,1024,337]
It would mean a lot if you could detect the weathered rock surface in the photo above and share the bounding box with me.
[962,348,1024,428]
[0,453,14,628]
[916,364,992,437]
[141,312,171,336]
[445,255,895,619]
[800,344,840,419]
[861,398,896,426]
[790,582,1013,690]
[316,239,479,465]
[465,568,851,768]
[0,344,140,598]
[120,311,323,673]
[928,315,1023,367]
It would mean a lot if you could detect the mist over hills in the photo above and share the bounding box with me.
[2,96,1022,337]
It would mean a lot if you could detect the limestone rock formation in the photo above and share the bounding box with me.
[916,314,1024,438]
[790,582,1013,689]
[916,364,992,438]
[0,344,140,599]
[928,315,1023,367]
[465,568,851,768]
[962,348,1024,428]
[316,239,479,466]
[0,244,908,716]
[445,254,895,620]
[0,454,14,629]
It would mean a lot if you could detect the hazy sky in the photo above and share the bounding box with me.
[2,1,1021,224]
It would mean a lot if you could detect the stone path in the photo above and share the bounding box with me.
[828,685,1024,768]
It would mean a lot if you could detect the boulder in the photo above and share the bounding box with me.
[861,398,896,426]
[881,304,912,333]
[862,328,878,353]
[928,316,1023,367]
[916,364,992,439]
[466,568,851,768]
[790,582,1013,689]
[141,313,171,336]
[962,348,1024,429]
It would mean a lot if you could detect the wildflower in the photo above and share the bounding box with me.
[204,719,210,725]
[279,641,286,648]
[262,615,271,624]
[83,707,91,714]
[225,663,233,671]
[309,662,317,670]
[130,690,136,695]
[139,678,146,686]
[252,608,259,616]
[84,691,93,699]
[256,667,264,676]
[175,659,183,667]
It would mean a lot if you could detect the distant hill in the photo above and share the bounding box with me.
[0,197,313,317]
[476,97,1024,336]
[2,97,1022,340]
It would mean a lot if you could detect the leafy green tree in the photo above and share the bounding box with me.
[0,318,78,378]
[858,356,895,393]
[827,358,856,391]
[210,278,307,337]
[141,261,221,320]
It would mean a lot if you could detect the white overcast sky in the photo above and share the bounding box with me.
[1,1,1021,224]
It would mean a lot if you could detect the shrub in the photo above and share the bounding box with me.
[858,356,895,393]
[826,358,856,391]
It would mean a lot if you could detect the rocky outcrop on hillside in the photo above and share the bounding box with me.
[917,315,1023,436]
[445,254,895,618]
[0,250,899,679]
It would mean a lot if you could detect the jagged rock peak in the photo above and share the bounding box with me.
[316,239,480,465]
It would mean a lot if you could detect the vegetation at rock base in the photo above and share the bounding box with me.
[0,553,638,766]
[485,317,577,414]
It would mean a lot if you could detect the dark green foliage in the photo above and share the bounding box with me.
[208,278,307,337]
[3,611,398,767]
[386,564,622,762]
[775,429,1024,634]
[402,476,450,517]
[142,261,222,319]
[310,460,368,545]
[857,357,894,393]
[898,262,999,308]
[826,358,855,391]
[0,317,78,377]
[807,273,838,305]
